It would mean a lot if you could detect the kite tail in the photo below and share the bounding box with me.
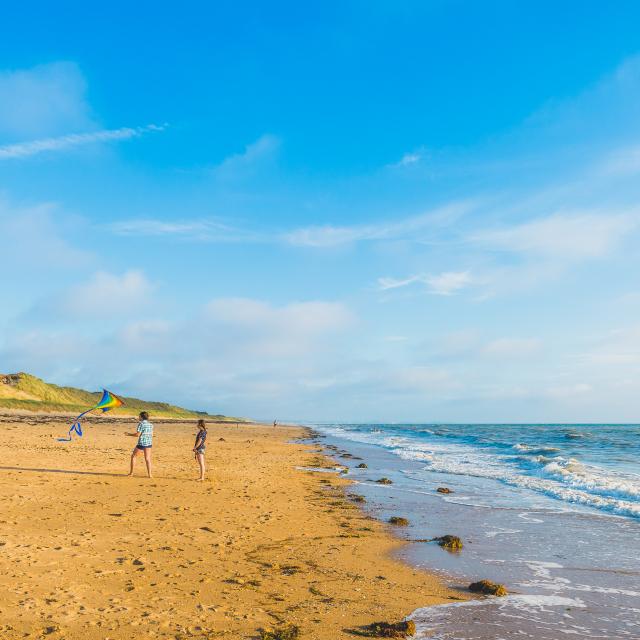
[57,409,92,442]
[56,389,124,443]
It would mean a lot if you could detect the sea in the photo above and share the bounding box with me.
[308,423,640,639]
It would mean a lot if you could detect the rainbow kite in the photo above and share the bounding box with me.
[58,389,124,442]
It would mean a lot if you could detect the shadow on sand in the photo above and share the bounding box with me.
[0,465,125,478]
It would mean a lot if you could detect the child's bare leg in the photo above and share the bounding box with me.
[196,453,205,480]
[128,449,138,476]
[143,448,153,478]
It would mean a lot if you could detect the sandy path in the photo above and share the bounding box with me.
[0,418,460,639]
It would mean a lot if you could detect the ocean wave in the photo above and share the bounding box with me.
[315,424,640,519]
[513,443,561,455]
[539,458,640,502]
[419,449,640,518]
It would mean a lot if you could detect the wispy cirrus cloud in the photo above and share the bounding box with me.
[108,217,263,243]
[377,207,640,300]
[284,200,474,248]
[426,271,474,295]
[388,147,426,168]
[472,211,638,259]
[0,123,166,160]
[107,199,474,247]
[378,270,473,296]
[284,223,388,247]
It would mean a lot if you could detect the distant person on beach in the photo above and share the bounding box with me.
[193,419,207,481]
[126,411,153,478]
[273,419,277,428]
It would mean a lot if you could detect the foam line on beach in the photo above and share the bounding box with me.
[410,595,586,640]
[315,424,640,519]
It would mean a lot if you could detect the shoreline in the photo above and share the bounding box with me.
[0,416,461,639]
[312,423,640,639]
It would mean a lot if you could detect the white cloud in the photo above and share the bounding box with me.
[49,270,155,318]
[389,149,425,168]
[110,219,225,236]
[0,124,166,160]
[578,325,640,366]
[378,270,472,296]
[425,271,473,296]
[203,298,354,357]
[212,134,280,180]
[285,223,385,248]
[107,217,259,242]
[387,366,458,393]
[107,200,473,247]
[433,330,480,358]
[377,275,424,290]
[598,145,640,177]
[1,296,357,416]
[472,211,637,259]
[0,200,92,269]
[482,337,542,358]
[285,200,474,248]
[116,320,172,353]
[399,152,422,165]
[0,62,94,138]
[546,383,592,399]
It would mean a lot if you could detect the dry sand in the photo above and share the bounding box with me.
[0,417,462,639]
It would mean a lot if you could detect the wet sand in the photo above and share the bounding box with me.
[0,417,460,639]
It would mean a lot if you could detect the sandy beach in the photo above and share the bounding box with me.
[0,416,460,639]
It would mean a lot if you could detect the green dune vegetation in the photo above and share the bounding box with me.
[0,372,240,421]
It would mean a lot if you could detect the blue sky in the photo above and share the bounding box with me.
[2,1,640,422]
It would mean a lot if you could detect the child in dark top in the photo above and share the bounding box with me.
[193,419,207,481]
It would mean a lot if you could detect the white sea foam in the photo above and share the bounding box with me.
[314,423,640,639]
[514,443,561,454]
[410,595,587,639]
[485,527,523,538]
[315,424,640,519]
[411,593,585,615]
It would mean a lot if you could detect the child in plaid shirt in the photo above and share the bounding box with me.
[126,411,154,478]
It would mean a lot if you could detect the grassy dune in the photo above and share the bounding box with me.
[0,372,239,420]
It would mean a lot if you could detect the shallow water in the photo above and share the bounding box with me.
[311,423,640,639]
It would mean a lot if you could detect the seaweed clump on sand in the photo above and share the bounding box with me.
[469,579,508,596]
[358,620,416,638]
[348,493,366,503]
[433,535,463,550]
[375,477,393,484]
[259,623,301,640]
[357,462,368,468]
[279,564,302,576]
[388,516,409,526]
